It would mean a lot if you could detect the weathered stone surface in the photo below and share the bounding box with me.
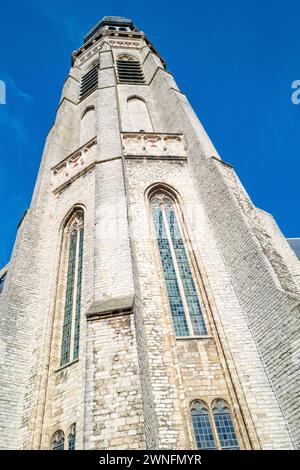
[0,17,299,450]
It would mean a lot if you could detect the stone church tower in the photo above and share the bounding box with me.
[0,16,300,450]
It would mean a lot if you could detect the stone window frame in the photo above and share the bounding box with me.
[59,208,85,367]
[51,430,65,450]
[67,423,76,450]
[147,185,209,338]
[190,399,240,450]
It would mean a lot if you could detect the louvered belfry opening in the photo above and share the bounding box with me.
[116,55,145,84]
[79,64,99,101]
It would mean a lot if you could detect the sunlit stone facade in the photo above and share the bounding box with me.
[0,16,299,450]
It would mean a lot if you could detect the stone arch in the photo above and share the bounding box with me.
[117,53,138,62]
[127,96,153,132]
[58,206,85,366]
[51,430,65,450]
[60,204,86,233]
[80,105,96,146]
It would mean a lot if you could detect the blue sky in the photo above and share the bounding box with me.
[0,0,299,267]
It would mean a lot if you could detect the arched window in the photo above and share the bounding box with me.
[190,401,215,449]
[190,399,240,450]
[60,209,84,366]
[116,55,145,84]
[127,97,153,132]
[80,106,96,146]
[51,430,65,450]
[68,423,76,450]
[151,192,207,337]
[212,399,239,450]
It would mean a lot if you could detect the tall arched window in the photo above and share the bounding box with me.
[80,106,96,146]
[127,97,153,132]
[51,430,65,450]
[190,401,216,449]
[190,399,240,450]
[151,192,207,337]
[68,423,76,450]
[60,209,84,366]
[212,399,239,450]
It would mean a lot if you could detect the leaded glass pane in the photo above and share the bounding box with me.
[68,424,76,450]
[165,206,207,336]
[213,400,239,450]
[152,207,189,336]
[191,401,216,449]
[52,431,64,450]
[73,228,84,360]
[60,229,77,366]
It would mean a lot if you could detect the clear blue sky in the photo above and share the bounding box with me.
[0,0,299,268]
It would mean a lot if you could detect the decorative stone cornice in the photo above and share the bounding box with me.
[73,31,145,66]
[121,132,187,159]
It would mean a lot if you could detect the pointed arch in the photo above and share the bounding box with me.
[51,430,65,450]
[190,400,215,449]
[60,204,86,232]
[211,399,239,450]
[190,399,240,450]
[59,207,85,366]
[81,105,95,120]
[127,96,153,132]
[67,423,76,450]
[148,185,207,337]
[80,105,96,146]
[117,53,138,62]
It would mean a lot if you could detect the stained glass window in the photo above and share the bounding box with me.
[212,400,239,450]
[191,399,240,450]
[151,194,207,337]
[60,211,84,366]
[68,423,76,450]
[73,228,84,360]
[190,401,216,449]
[51,431,65,450]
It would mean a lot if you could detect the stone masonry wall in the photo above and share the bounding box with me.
[124,157,291,449]
[1,26,299,451]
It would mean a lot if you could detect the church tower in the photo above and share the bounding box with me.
[0,16,300,450]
